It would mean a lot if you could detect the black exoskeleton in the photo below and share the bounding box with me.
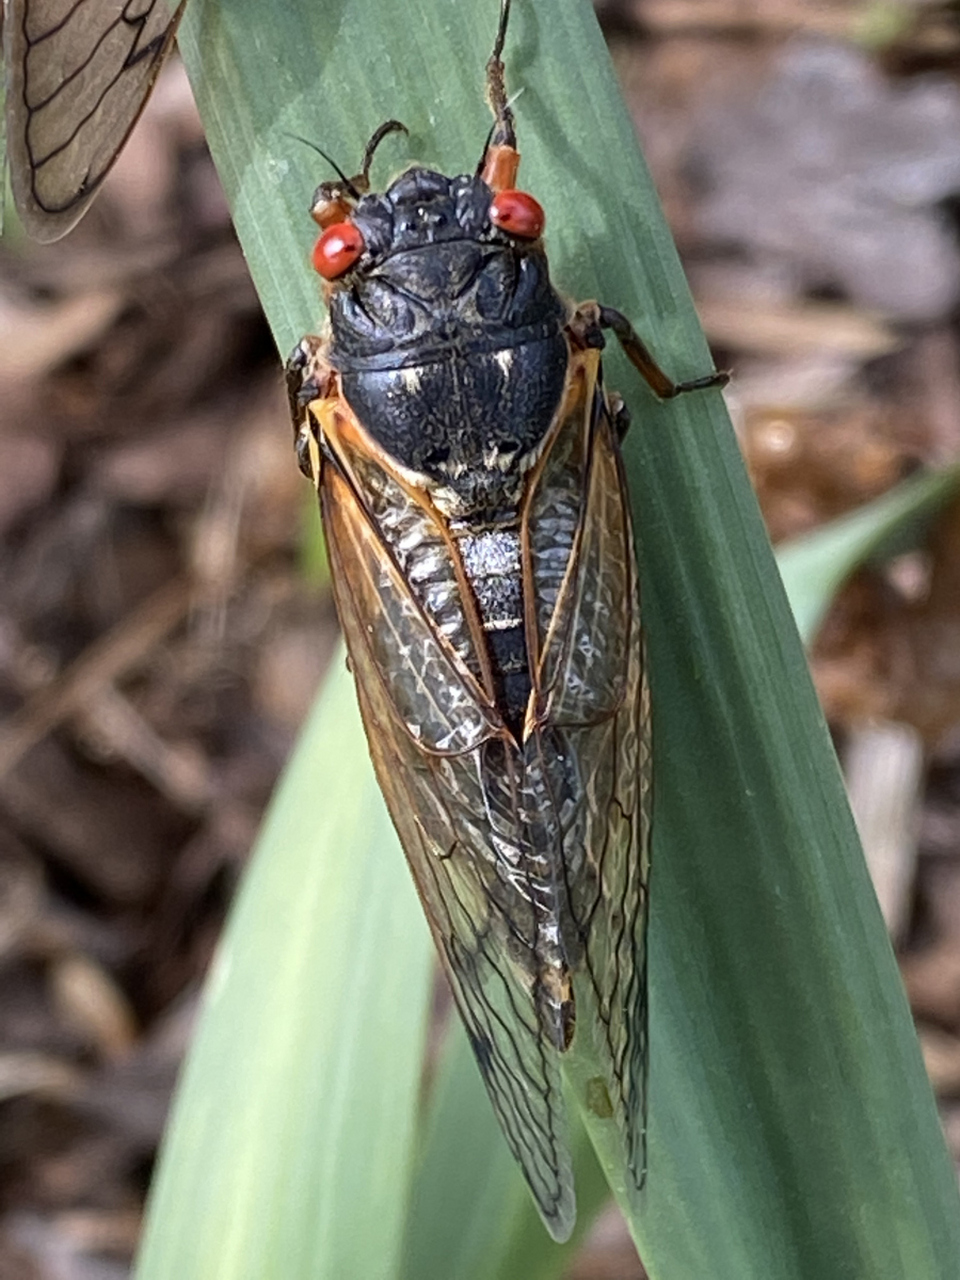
[329,168,568,512]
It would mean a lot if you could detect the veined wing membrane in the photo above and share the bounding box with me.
[319,440,577,1240]
[531,365,632,725]
[320,449,497,757]
[529,369,651,1185]
[5,0,186,241]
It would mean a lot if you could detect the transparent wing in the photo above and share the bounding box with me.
[319,438,577,1241]
[528,358,650,1186]
[5,0,186,241]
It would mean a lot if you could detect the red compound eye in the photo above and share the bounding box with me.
[489,189,544,239]
[312,221,364,279]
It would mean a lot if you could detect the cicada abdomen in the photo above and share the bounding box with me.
[4,0,186,242]
[286,0,726,1241]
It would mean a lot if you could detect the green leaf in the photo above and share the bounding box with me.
[400,1021,611,1280]
[137,1,960,1277]
[0,69,6,239]
[776,465,960,644]
[135,667,433,1280]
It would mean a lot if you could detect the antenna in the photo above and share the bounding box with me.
[485,0,516,151]
[284,132,361,200]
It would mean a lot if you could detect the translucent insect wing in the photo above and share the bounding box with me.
[529,382,651,1185]
[316,412,578,1240]
[4,0,186,241]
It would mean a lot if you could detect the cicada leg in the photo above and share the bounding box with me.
[604,391,631,443]
[285,336,335,483]
[569,302,729,402]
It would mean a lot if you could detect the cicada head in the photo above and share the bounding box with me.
[316,164,562,369]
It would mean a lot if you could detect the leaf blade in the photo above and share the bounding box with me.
[135,666,434,1280]
[776,465,960,643]
[142,1,960,1276]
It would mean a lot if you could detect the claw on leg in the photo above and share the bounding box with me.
[285,336,334,482]
[568,302,729,402]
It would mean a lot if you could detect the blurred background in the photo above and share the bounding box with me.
[2,1,960,1275]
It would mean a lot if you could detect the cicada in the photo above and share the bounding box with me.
[4,0,185,241]
[287,0,726,1241]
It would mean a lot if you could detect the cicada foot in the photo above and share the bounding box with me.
[285,336,335,480]
[285,335,334,417]
[569,302,729,401]
[607,392,631,442]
